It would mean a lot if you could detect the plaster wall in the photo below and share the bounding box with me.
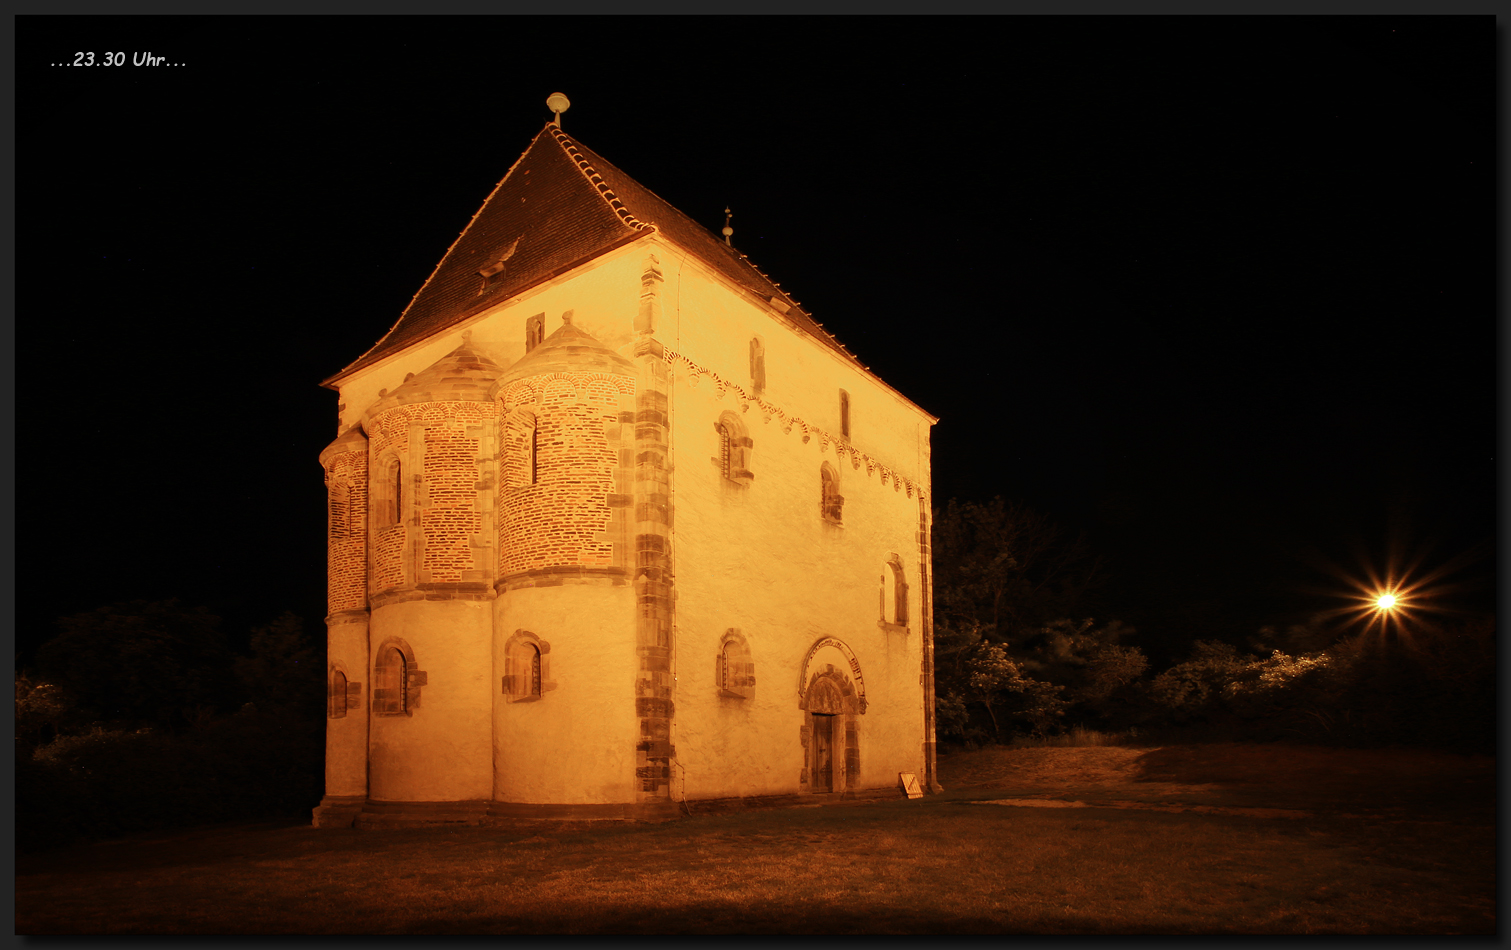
[324,614,369,798]
[653,239,931,479]
[367,598,493,801]
[491,583,638,804]
[654,244,933,800]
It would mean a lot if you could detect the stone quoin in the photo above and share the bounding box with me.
[314,115,940,828]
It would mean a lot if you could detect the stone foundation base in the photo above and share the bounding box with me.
[683,785,905,815]
[311,795,367,828]
[356,800,493,829]
[314,790,902,830]
[313,798,682,829]
[487,800,680,821]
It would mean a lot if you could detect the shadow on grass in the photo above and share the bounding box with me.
[17,743,1497,935]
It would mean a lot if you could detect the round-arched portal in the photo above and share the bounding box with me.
[797,638,866,795]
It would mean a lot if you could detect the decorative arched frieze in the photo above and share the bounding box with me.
[657,346,927,506]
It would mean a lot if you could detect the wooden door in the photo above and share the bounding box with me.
[813,713,835,792]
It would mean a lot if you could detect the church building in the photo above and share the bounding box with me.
[314,98,940,826]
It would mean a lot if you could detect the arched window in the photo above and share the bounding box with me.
[530,420,539,485]
[820,463,843,524]
[374,455,402,528]
[526,644,542,697]
[373,641,424,716]
[749,337,766,396]
[712,412,754,485]
[526,313,545,353]
[716,422,732,478]
[329,669,348,719]
[327,473,350,540]
[839,389,851,440]
[505,409,541,489]
[392,460,403,524]
[717,629,753,700]
[881,555,909,627]
[373,647,406,715]
[503,630,553,702]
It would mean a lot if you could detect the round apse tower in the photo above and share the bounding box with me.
[360,338,504,806]
[488,315,651,812]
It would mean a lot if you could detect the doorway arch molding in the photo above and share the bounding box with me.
[796,636,867,714]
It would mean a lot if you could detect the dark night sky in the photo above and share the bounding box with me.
[18,17,1496,665]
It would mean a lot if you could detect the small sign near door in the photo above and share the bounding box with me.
[899,772,923,799]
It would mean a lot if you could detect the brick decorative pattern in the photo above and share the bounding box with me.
[416,403,496,584]
[323,442,368,613]
[496,373,635,578]
[366,400,499,594]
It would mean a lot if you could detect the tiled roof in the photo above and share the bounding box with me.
[324,124,865,387]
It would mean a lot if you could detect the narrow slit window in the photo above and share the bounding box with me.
[530,423,539,485]
[749,337,766,396]
[392,461,403,525]
[839,390,851,439]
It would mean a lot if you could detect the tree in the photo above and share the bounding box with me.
[35,600,235,731]
[932,497,1105,648]
[233,612,324,720]
[963,642,1068,740]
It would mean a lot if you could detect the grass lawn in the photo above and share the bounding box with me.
[15,743,1494,934]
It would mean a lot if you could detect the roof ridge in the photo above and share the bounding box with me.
[557,134,867,369]
[332,126,554,380]
[547,127,653,233]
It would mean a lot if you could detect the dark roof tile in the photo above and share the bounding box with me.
[324,125,862,388]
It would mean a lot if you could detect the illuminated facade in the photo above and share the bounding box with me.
[314,121,939,826]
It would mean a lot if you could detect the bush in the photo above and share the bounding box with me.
[17,706,323,852]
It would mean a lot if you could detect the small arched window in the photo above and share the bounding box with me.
[326,472,350,540]
[716,423,732,478]
[882,555,909,627]
[526,644,542,698]
[375,456,402,528]
[839,389,851,440]
[530,421,539,485]
[373,642,424,716]
[712,412,753,485]
[820,464,843,524]
[717,629,753,700]
[373,647,406,715]
[503,630,552,702]
[329,669,348,719]
[526,313,545,353]
[749,337,766,396]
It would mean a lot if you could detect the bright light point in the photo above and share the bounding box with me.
[1376,593,1398,610]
